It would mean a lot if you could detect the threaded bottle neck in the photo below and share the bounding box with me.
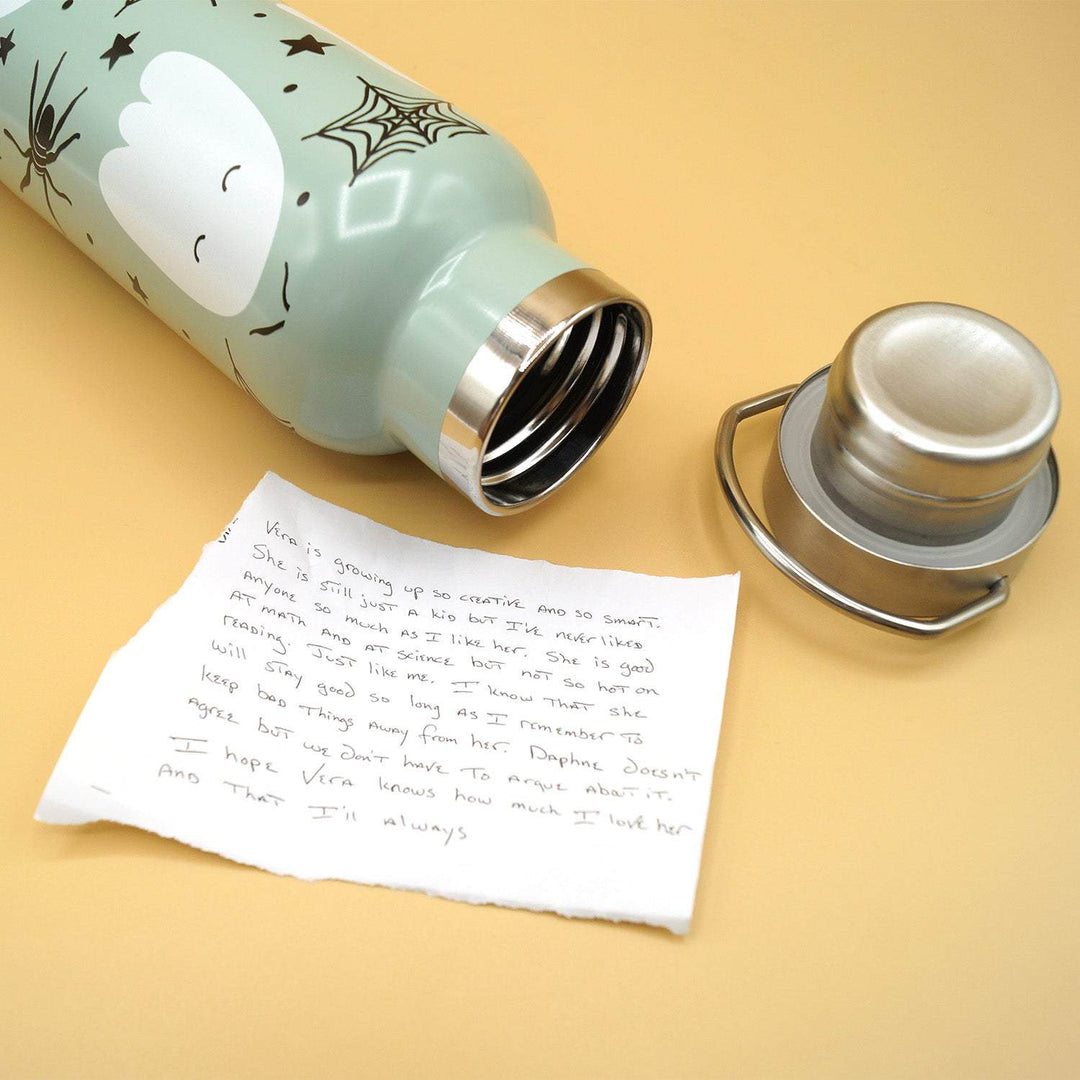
[438,268,651,513]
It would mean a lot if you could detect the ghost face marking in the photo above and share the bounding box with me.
[99,51,284,317]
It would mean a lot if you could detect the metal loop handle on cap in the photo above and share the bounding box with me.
[714,386,1009,637]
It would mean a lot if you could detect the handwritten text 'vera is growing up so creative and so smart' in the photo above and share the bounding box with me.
[158,516,705,847]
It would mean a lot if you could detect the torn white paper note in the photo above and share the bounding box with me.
[37,473,739,933]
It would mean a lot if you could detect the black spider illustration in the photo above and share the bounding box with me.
[3,53,88,230]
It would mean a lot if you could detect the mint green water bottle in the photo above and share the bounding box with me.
[0,0,650,513]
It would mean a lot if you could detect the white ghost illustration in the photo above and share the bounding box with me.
[0,0,32,16]
[99,51,284,317]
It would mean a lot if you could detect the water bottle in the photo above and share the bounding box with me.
[0,0,650,513]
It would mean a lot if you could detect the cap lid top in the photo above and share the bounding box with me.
[825,302,1059,504]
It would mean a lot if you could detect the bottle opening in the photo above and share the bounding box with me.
[439,269,652,515]
[481,302,647,507]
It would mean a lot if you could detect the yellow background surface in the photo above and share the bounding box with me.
[2,2,1078,1077]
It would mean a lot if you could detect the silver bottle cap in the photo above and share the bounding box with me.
[715,302,1061,636]
[811,303,1059,544]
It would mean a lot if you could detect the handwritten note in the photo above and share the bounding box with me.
[37,473,738,933]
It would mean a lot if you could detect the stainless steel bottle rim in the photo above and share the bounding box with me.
[780,368,1058,574]
[439,268,651,515]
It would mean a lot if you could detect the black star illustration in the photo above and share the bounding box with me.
[280,34,333,57]
[0,29,14,66]
[127,273,148,303]
[100,31,138,70]
[113,0,142,16]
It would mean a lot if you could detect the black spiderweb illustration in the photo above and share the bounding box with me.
[3,52,87,231]
[302,77,486,184]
